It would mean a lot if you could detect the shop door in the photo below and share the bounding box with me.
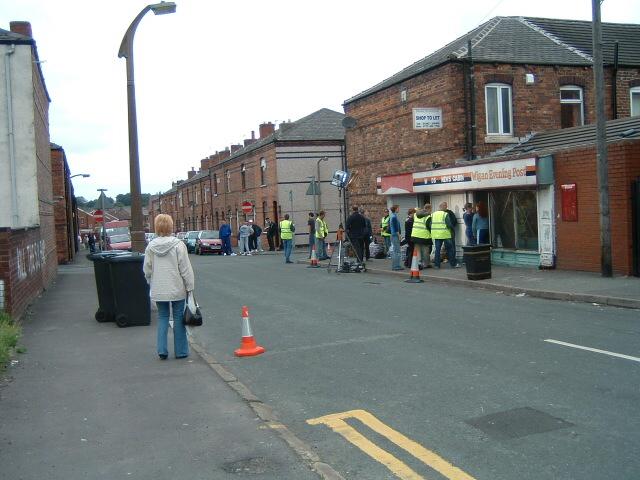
[387,195,418,222]
[430,193,466,255]
[632,178,640,276]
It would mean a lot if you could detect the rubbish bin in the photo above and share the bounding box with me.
[462,244,492,280]
[87,251,128,322]
[107,252,150,328]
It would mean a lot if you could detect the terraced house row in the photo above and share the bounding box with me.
[151,16,640,274]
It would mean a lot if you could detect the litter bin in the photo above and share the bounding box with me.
[462,244,492,280]
[107,252,150,328]
[87,251,128,322]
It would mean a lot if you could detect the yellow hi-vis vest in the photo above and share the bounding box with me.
[380,215,391,237]
[280,220,293,240]
[315,218,328,238]
[430,211,451,240]
[411,213,431,240]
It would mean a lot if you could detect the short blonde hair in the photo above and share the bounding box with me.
[154,214,174,236]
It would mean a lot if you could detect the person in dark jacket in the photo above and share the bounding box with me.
[463,202,475,245]
[219,222,233,255]
[265,218,277,251]
[346,206,366,262]
[360,208,373,260]
[404,208,415,267]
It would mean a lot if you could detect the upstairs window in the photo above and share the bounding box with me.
[204,187,209,203]
[241,164,247,190]
[631,87,640,117]
[225,170,231,193]
[560,86,584,128]
[179,192,183,207]
[485,84,512,135]
[260,158,266,186]
[213,174,218,195]
[195,189,199,205]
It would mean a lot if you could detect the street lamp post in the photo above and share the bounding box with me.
[118,1,176,253]
[316,156,328,212]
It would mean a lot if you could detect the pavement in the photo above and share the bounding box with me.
[307,250,640,310]
[0,253,330,480]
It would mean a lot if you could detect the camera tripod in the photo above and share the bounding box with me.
[327,230,367,273]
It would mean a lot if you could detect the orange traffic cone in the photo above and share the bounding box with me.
[327,242,333,257]
[405,247,424,283]
[234,306,266,357]
[308,242,320,268]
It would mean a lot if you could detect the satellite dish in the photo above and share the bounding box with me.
[342,116,357,129]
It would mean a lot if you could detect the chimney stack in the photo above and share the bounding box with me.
[259,122,275,139]
[187,167,196,179]
[10,21,33,38]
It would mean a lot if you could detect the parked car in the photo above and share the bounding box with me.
[184,231,201,253]
[145,233,156,244]
[176,232,186,241]
[107,233,132,251]
[195,230,223,255]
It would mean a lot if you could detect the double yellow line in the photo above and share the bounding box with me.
[307,409,476,480]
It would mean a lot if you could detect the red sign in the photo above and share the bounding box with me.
[561,184,578,222]
[241,201,253,214]
[94,209,104,223]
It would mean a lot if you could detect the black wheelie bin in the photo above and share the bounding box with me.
[107,252,150,328]
[462,244,492,280]
[88,251,128,322]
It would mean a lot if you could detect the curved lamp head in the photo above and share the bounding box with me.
[70,173,90,179]
[150,2,176,15]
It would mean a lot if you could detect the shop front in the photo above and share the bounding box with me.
[376,157,555,268]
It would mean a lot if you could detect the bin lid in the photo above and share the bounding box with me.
[87,251,130,261]
[462,244,492,251]
[106,252,145,263]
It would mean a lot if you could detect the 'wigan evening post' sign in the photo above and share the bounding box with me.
[413,108,442,129]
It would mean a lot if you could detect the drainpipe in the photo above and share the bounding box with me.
[612,41,619,119]
[467,39,477,160]
[4,44,19,226]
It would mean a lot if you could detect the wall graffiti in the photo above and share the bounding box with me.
[15,239,46,281]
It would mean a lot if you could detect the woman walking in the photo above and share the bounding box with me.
[143,214,194,360]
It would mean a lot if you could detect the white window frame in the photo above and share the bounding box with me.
[225,170,231,193]
[631,87,640,117]
[204,186,209,203]
[179,191,183,207]
[485,83,513,136]
[260,158,266,186]
[560,85,584,126]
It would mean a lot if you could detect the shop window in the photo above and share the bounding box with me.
[485,83,512,135]
[560,86,584,128]
[490,190,538,250]
[631,87,640,117]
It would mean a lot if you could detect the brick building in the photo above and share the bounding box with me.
[150,108,346,247]
[344,16,640,269]
[0,22,57,317]
[51,143,79,264]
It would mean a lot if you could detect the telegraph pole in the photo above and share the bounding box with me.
[592,0,612,277]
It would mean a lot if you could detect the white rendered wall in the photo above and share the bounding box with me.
[0,44,39,228]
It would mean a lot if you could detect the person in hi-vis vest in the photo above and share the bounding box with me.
[380,213,391,256]
[279,214,295,264]
[428,202,460,268]
[412,203,433,268]
[315,210,329,260]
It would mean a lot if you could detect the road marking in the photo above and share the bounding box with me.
[307,409,476,480]
[544,339,640,363]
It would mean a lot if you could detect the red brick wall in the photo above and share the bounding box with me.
[0,227,53,318]
[345,61,640,228]
[554,141,640,275]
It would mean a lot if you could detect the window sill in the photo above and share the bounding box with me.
[484,135,520,144]
[260,184,267,188]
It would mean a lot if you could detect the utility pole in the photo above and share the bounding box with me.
[592,0,612,277]
[97,188,108,251]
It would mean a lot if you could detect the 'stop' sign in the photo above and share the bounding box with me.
[413,108,442,129]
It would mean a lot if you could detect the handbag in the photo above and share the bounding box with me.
[184,291,203,327]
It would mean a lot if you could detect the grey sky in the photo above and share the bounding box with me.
[2,0,638,200]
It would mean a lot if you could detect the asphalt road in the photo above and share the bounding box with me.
[189,251,640,480]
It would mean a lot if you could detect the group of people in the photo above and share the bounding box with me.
[80,233,97,253]
[217,218,280,256]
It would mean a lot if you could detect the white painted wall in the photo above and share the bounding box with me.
[0,44,39,228]
[276,144,344,244]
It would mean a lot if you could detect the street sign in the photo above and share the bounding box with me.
[306,181,320,195]
[94,209,104,223]
[241,201,253,214]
